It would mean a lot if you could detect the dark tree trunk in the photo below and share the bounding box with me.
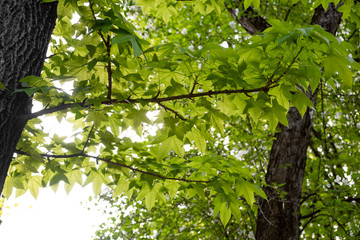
[255,107,314,240]
[0,0,57,195]
[255,4,342,240]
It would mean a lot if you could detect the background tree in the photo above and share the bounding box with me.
[1,0,359,239]
[92,191,254,239]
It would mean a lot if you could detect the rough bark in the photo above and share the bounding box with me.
[0,0,58,195]
[255,4,342,240]
[225,1,271,35]
[225,5,271,34]
[255,107,313,240]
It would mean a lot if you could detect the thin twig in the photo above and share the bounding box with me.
[88,0,107,45]
[274,46,305,83]
[82,124,94,153]
[334,218,351,236]
[346,28,357,41]
[157,102,186,120]
[15,149,211,183]
[89,0,113,100]
[300,214,323,234]
[300,209,321,219]
[189,81,197,95]
[284,4,297,22]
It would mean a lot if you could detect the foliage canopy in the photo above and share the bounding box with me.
[3,0,360,238]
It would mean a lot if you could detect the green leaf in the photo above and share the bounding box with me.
[158,135,184,159]
[145,189,157,211]
[113,176,130,198]
[20,75,48,87]
[269,85,291,109]
[50,173,70,186]
[67,170,83,186]
[291,92,314,117]
[136,0,154,13]
[337,1,352,18]
[213,194,222,219]
[210,112,225,136]
[130,37,142,57]
[235,181,256,207]
[299,64,321,90]
[243,99,263,123]
[123,73,143,82]
[310,29,330,46]
[0,82,7,90]
[91,173,107,196]
[156,6,171,24]
[296,27,314,37]
[238,47,262,67]
[86,111,108,128]
[112,32,132,44]
[2,178,13,199]
[244,0,252,10]
[164,180,180,199]
[137,184,151,201]
[272,99,288,126]
[237,60,247,74]
[323,56,353,88]
[86,45,97,58]
[126,109,151,136]
[252,184,267,200]
[219,202,232,226]
[109,116,121,136]
[187,127,206,155]
[87,58,98,71]
[28,176,42,199]
[263,107,279,132]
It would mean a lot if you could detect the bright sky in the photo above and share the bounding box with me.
[0,185,107,240]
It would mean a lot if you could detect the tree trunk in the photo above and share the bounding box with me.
[0,0,58,195]
[255,4,342,240]
[255,107,313,240]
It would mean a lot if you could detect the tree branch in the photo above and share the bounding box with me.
[26,19,307,121]
[14,149,211,184]
[224,2,271,35]
[311,3,343,35]
[26,83,278,120]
